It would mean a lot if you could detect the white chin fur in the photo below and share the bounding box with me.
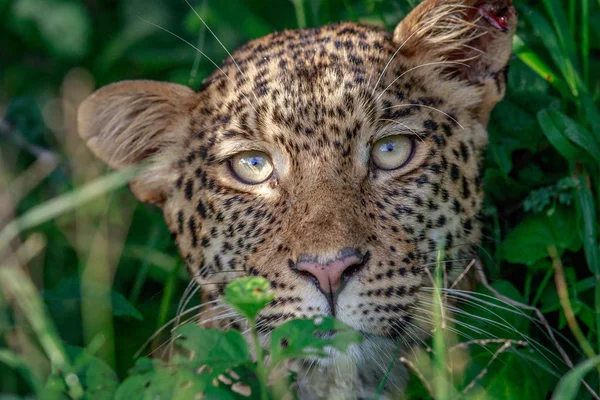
[285,336,408,399]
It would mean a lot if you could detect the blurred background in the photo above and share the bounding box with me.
[1,0,599,398]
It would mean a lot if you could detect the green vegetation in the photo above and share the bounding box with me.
[1,0,599,398]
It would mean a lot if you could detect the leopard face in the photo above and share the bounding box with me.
[78,0,516,397]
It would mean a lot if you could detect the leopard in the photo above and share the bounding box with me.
[77,0,517,398]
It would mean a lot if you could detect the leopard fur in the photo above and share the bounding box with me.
[77,0,517,398]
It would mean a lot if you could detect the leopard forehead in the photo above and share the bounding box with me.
[163,22,488,338]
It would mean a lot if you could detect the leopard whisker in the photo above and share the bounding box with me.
[222,317,248,330]
[371,28,421,96]
[173,304,233,332]
[138,17,258,114]
[377,118,425,142]
[432,288,582,356]
[407,313,483,348]
[382,103,465,129]
[410,309,491,339]
[176,278,203,329]
[135,299,224,358]
[417,295,565,369]
[375,61,469,102]
[183,0,261,106]
[145,306,235,360]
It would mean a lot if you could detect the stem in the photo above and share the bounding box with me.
[568,0,575,34]
[596,274,600,375]
[0,266,84,398]
[251,320,269,400]
[0,168,138,256]
[550,246,598,365]
[524,270,533,301]
[375,342,403,398]
[581,0,590,89]
[158,262,182,360]
[129,229,160,304]
[531,267,554,308]
[433,249,449,400]
[341,0,357,21]
[291,0,307,28]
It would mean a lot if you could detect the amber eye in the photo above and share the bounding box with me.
[229,151,274,184]
[371,135,414,170]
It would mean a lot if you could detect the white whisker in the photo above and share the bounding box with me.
[138,17,258,114]
[375,61,468,102]
[382,103,464,129]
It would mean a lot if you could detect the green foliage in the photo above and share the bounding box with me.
[270,317,363,366]
[1,0,600,398]
[42,346,120,400]
[501,206,582,266]
[523,177,578,213]
[44,277,143,321]
[553,355,600,400]
[222,277,275,322]
[175,326,251,374]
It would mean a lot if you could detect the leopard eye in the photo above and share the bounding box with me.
[371,135,414,170]
[230,151,274,184]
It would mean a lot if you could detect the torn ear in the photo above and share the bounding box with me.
[394,0,517,124]
[78,80,196,205]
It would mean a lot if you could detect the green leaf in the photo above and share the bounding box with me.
[116,358,243,400]
[0,350,44,394]
[512,35,572,99]
[173,324,251,376]
[116,367,233,400]
[43,277,143,320]
[574,174,600,274]
[464,345,554,400]
[10,0,91,59]
[581,94,600,144]
[269,317,363,367]
[521,5,582,95]
[552,355,600,400]
[483,169,527,203]
[540,0,578,68]
[547,110,600,165]
[488,100,541,174]
[502,206,582,266]
[537,109,593,163]
[457,281,530,340]
[222,277,274,322]
[37,346,119,399]
[66,346,119,400]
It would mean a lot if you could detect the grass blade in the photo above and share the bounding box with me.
[522,5,582,96]
[0,267,84,398]
[513,35,573,99]
[541,0,578,69]
[0,167,138,254]
[552,354,600,399]
[537,109,591,162]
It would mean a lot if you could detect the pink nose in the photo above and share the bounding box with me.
[296,250,366,294]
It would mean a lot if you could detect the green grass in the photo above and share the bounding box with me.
[1,0,599,398]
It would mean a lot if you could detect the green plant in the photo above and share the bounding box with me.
[1,272,362,399]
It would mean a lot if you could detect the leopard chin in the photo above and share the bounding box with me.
[282,338,408,400]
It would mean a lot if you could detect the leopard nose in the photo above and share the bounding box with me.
[295,249,368,294]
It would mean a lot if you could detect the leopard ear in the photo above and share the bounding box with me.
[394,0,517,124]
[78,80,196,205]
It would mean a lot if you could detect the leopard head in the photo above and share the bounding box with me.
[78,0,516,396]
